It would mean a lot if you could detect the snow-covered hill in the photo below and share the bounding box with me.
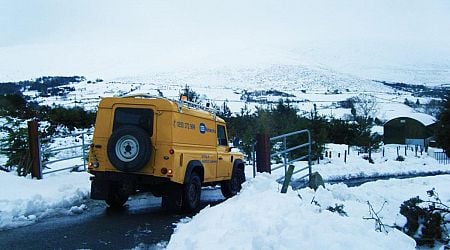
[1,0,450,86]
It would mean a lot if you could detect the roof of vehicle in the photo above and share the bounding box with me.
[98,96,225,123]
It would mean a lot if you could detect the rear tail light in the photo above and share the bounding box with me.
[161,168,173,177]
[88,161,100,168]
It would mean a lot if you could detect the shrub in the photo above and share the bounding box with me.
[396,155,405,161]
[399,189,449,247]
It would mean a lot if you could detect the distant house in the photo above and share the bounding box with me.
[383,114,436,147]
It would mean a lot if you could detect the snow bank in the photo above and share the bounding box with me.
[274,144,450,182]
[0,171,90,230]
[167,174,416,250]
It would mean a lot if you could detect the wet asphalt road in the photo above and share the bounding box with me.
[0,189,224,250]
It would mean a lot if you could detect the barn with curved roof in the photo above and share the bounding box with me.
[383,115,436,146]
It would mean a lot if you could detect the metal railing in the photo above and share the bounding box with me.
[252,129,313,182]
[270,130,312,182]
[435,152,450,165]
[41,131,91,175]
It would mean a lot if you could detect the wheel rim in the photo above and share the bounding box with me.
[188,182,199,206]
[115,135,140,162]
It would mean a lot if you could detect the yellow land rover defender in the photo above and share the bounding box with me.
[88,95,245,212]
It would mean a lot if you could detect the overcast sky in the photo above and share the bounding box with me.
[2,0,450,47]
[1,0,450,81]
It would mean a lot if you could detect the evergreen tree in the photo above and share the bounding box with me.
[0,118,31,175]
[437,91,450,157]
[308,104,328,160]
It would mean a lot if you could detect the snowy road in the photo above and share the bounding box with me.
[0,189,224,249]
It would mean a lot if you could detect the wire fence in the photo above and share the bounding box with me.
[434,152,450,165]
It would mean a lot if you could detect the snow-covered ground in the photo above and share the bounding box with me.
[272,144,450,182]
[0,171,90,230]
[168,174,450,250]
[1,144,449,250]
[1,1,450,247]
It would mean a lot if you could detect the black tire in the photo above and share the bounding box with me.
[106,184,129,209]
[221,166,245,199]
[107,125,151,172]
[182,172,202,213]
[161,184,183,212]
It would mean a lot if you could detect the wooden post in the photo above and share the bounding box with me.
[281,165,295,193]
[256,134,271,174]
[344,150,347,163]
[27,120,42,179]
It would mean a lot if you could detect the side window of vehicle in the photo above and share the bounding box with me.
[217,125,228,146]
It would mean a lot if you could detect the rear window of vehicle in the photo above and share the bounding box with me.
[113,108,154,136]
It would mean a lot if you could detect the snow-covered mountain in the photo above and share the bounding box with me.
[1,0,450,86]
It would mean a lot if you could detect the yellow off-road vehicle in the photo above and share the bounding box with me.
[88,95,245,212]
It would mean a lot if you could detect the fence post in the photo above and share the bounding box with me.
[256,134,271,174]
[27,120,42,179]
[252,144,256,178]
[82,133,87,171]
[281,165,295,193]
[344,150,347,163]
[283,136,287,175]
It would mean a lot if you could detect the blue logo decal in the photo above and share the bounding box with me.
[199,123,206,134]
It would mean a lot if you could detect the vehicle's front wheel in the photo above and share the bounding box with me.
[221,166,245,198]
[182,172,202,213]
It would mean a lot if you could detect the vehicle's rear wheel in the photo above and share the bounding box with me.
[161,184,182,212]
[182,172,202,213]
[106,184,129,209]
[221,166,245,198]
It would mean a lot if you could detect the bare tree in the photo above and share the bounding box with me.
[351,94,381,163]
[353,94,378,122]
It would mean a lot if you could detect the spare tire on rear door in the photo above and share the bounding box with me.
[107,125,151,172]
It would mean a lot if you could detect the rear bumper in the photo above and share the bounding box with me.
[89,171,170,200]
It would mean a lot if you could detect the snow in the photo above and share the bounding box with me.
[167,144,450,249]
[167,173,450,249]
[1,0,450,85]
[0,142,449,248]
[384,113,436,126]
[168,174,426,249]
[0,171,90,230]
[287,144,450,182]
[0,0,449,247]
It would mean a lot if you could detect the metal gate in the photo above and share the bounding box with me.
[252,129,312,182]
[40,131,91,175]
